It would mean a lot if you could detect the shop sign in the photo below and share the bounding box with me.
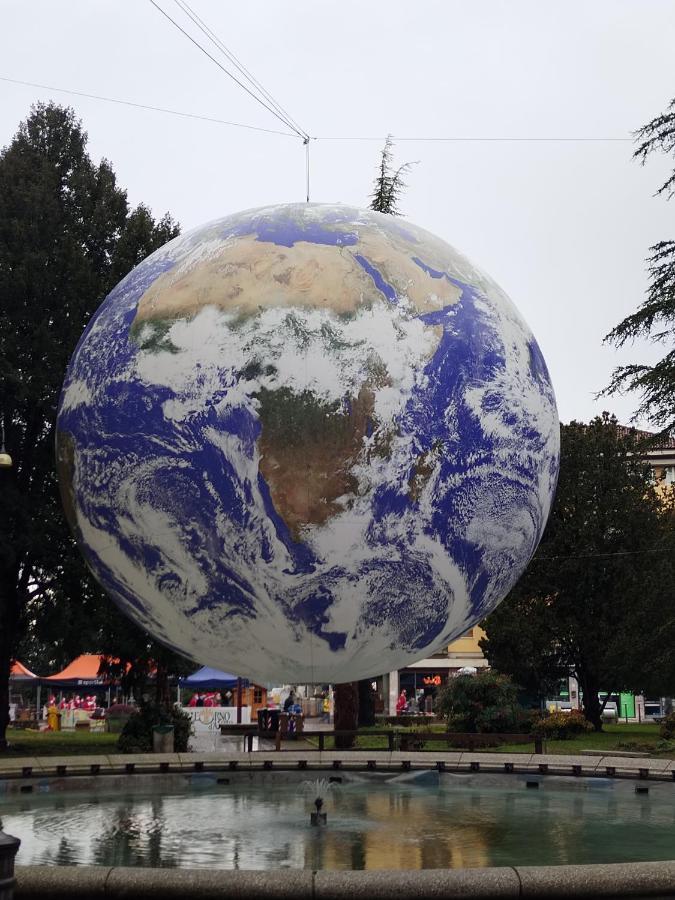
[422,675,442,686]
[184,706,252,732]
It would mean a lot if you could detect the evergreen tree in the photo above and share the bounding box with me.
[369,135,417,216]
[604,97,675,435]
[0,103,180,749]
[481,414,675,730]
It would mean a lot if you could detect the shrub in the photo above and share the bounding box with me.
[106,703,136,718]
[532,710,593,740]
[118,701,192,753]
[436,672,521,733]
[659,713,675,741]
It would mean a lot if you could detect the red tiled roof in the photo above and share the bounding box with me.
[616,425,675,449]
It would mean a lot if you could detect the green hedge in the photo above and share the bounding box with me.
[118,702,192,753]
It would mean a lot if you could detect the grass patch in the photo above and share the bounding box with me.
[303,724,672,757]
[494,723,668,756]
[3,729,119,757]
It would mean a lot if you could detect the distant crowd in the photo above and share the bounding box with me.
[48,694,100,711]
[396,688,434,715]
[186,691,234,707]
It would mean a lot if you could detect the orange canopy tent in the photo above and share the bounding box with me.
[41,654,109,688]
[10,661,37,682]
[9,661,40,723]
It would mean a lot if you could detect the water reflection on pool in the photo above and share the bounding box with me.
[3,771,675,870]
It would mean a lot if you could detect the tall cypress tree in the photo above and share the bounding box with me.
[0,103,180,750]
[369,135,417,216]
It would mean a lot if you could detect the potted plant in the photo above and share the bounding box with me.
[106,703,136,734]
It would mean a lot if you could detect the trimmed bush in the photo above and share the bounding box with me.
[436,672,522,733]
[107,703,136,717]
[659,712,675,741]
[106,703,137,734]
[118,701,192,753]
[532,710,593,740]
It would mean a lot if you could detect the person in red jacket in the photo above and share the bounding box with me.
[396,690,407,715]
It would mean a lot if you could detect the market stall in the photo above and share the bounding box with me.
[9,661,38,722]
[179,666,267,731]
[41,654,110,729]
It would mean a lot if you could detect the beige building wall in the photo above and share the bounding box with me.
[446,625,487,662]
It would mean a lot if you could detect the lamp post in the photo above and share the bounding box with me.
[0,421,11,469]
[0,829,20,900]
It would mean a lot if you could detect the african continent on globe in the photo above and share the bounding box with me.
[56,203,559,683]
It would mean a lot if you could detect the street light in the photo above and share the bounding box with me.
[0,421,11,469]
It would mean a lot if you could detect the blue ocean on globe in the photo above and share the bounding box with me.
[56,203,560,682]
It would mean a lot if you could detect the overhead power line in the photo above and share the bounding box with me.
[533,547,673,561]
[147,0,306,139]
[170,0,308,140]
[0,76,635,144]
[0,75,296,136]
[314,135,632,143]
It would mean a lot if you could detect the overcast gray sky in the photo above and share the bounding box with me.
[2,0,674,428]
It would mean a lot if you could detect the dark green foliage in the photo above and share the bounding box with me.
[603,98,675,435]
[96,625,194,706]
[369,135,417,216]
[436,672,521,733]
[660,713,675,741]
[0,102,181,750]
[118,701,192,754]
[532,710,593,740]
[482,414,675,731]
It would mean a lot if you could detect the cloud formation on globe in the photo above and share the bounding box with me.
[56,204,559,683]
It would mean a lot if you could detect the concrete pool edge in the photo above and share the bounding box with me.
[13,861,675,899]
[1,749,674,784]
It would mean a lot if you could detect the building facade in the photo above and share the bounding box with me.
[384,626,488,714]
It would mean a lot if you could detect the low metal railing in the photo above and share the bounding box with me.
[218,728,545,753]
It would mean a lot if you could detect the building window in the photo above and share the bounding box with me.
[664,466,675,485]
[253,687,263,704]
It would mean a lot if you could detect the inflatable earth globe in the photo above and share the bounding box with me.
[56,203,559,683]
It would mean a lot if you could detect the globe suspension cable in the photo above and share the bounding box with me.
[147,0,306,139]
[170,0,309,141]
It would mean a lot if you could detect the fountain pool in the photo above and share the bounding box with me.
[3,771,675,871]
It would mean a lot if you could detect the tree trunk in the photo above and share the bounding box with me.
[357,679,375,727]
[0,634,11,753]
[154,660,170,706]
[579,673,603,732]
[0,579,19,753]
[334,682,359,749]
